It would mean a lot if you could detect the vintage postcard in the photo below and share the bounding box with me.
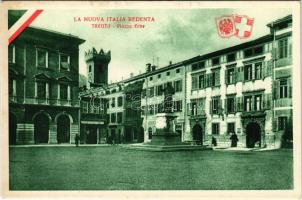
[0,1,301,199]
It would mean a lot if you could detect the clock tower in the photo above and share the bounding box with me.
[85,47,111,88]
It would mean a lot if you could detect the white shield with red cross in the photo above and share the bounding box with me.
[215,15,235,38]
[234,15,254,39]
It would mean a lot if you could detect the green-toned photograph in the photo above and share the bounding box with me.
[7,6,297,192]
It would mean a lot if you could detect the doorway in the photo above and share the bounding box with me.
[246,122,261,148]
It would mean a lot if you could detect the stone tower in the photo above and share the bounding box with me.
[85,47,111,88]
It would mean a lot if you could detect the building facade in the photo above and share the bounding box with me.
[79,15,292,148]
[9,26,85,144]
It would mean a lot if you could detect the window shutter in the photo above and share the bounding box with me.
[272,118,277,132]
[236,97,243,112]
[266,60,273,77]
[234,97,237,112]
[192,75,197,90]
[187,103,191,116]
[225,69,228,84]
[224,99,227,114]
[209,100,213,115]
[262,94,266,110]
[288,37,292,57]
[236,67,243,82]
[208,73,212,87]
[288,78,292,98]
[276,80,280,99]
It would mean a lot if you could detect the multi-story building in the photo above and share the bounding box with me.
[9,26,85,145]
[79,14,292,148]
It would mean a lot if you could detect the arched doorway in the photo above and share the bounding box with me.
[246,122,261,148]
[9,113,17,145]
[34,113,50,144]
[57,114,70,143]
[193,124,203,145]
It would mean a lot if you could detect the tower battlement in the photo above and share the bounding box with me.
[85,47,111,62]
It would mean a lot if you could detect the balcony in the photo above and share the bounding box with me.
[17,97,80,107]
[275,98,292,108]
[275,58,292,68]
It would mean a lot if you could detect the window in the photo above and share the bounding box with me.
[148,127,152,139]
[244,46,264,58]
[141,89,146,98]
[226,68,235,84]
[37,49,48,67]
[212,123,220,135]
[176,68,180,73]
[254,62,262,79]
[117,112,123,123]
[117,96,123,107]
[149,76,153,81]
[244,64,253,81]
[9,79,16,97]
[192,75,198,90]
[244,96,252,111]
[166,71,170,76]
[198,74,205,89]
[227,123,235,135]
[211,97,220,114]
[279,79,288,98]
[156,85,163,96]
[60,84,68,100]
[158,74,161,79]
[278,38,288,59]
[254,95,262,111]
[60,54,70,70]
[278,117,287,131]
[89,65,92,72]
[37,82,46,98]
[226,96,235,113]
[211,69,220,86]
[148,105,154,115]
[227,53,236,62]
[111,97,115,107]
[157,103,164,113]
[173,100,182,112]
[174,80,182,92]
[148,87,155,97]
[191,101,197,115]
[8,45,15,63]
[111,113,116,123]
[212,57,220,66]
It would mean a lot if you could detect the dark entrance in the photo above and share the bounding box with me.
[34,113,49,144]
[86,125,97,144]
[246,122,261,148]
[137,127,144,143]
[57,115,70,143]
[9,113,17,145]
[193,124,203,145]
[125,126,132,142]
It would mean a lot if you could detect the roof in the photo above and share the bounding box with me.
[267,14,292,28]
[20,26,85,44]
[123,34,273,83]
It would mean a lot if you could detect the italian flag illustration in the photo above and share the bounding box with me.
[8,10,43,44]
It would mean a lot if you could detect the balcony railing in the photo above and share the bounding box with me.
[9,96,80,107]
[275,58,292,68]
[275,98,292,108]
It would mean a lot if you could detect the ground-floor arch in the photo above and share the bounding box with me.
[34,112,50,144]
[193,124,203,145]
[9,112,17,145]
[57,114,70,143]
[246,122,261,148]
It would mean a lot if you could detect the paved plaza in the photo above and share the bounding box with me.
[9,146,293,190]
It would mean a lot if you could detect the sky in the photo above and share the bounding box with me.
[31,8,291,83]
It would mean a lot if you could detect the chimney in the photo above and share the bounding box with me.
[130,72,134,78]
[169,61,172,65]
[151,65,156,71]
[146,63,152,72]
